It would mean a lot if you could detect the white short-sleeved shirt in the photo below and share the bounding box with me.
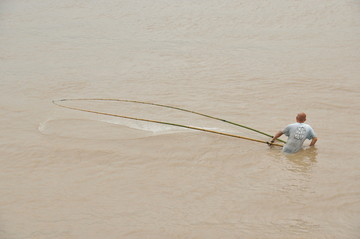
[282,123,317,153]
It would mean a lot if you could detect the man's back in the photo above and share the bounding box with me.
[282,122,316,153]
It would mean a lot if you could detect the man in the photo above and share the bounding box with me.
[269,112,318,153]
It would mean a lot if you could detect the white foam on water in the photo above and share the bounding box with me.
[100,118,187,134]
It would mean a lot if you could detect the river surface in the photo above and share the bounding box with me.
[1,1,360,238]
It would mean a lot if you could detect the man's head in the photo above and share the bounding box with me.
[296,112,307,123]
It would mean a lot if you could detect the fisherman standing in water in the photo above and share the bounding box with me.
[269,112,318,153]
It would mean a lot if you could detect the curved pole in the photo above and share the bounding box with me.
[52,98,285,147]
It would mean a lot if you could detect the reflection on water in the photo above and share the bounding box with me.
[266,147,320,235]
[285,147,318,173]
[268,146,318,173]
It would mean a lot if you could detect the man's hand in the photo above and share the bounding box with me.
[268,131,284,146]
[267,139,275,146]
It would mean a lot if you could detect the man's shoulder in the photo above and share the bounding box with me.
[287,122,300,128]
[303,123,314,129]
[282,123,298,133]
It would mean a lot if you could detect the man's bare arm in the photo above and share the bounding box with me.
[268,131,283,144]
[310,137,318,146]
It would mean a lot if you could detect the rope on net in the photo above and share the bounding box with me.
[52,98,285,147]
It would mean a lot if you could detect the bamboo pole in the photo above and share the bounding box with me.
[52,98,284,147]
